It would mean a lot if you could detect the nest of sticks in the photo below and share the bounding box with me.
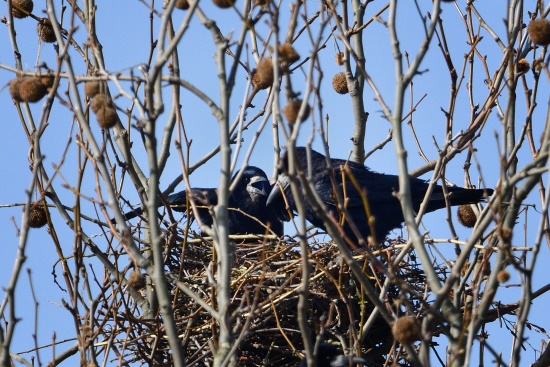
[96,222,427,367]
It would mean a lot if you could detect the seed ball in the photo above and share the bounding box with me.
[90,93,113,113]
[392,316,419,344]
[12,0,33,18]
[457,205,477,228]
[533,58,544,71]
[85,81,102,98]
[332,72,349,94]
[251,58,274,90]
[283,99,310,125]
[28,202,47,228]
[336,52,345,65]
[95,107,118,129]
[39,74,54,90]
[516,59,530,74]
[213,0,235,8]
[254,0,270,5]
[175,0,189,9]
[528,18,550,46]
[19,77,47,102]
[128,271,146,289]
[9,77,25,102]
[497,270,510,283]
[279,43,300,64]
[37,18,56,43]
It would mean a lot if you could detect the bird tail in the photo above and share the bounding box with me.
[110,207,144,224]
[427,187,493,212]
[110,190,193,224]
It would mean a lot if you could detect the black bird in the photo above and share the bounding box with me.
[118,166,283,237]
[267,147,492,242]
[298,343,368,367]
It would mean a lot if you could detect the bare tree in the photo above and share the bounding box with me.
[1,0,550,366]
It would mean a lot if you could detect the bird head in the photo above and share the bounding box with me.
[232,166,271,200]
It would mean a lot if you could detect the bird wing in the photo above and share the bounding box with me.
[316,165,401,209]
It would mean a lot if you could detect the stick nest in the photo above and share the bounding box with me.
[95,226,426,367]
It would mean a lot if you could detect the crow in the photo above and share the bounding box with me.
[298,343,368,367]
[267,147,492,242]
[117,166,283,237]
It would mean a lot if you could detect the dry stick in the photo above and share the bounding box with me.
[325,0,370,163]
[461,3,525,364]
[388,0,448,365]
[459,156,550,367]
[86,17,149,194]
[135,3,207,365]
[45,0,176,356]
[0,158,41,366]
[511,123,550,365]
[282,6,337,365]
[193,1,255,363]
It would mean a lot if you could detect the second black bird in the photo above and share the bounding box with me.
[119,166,283,237]
[267,147,492,243]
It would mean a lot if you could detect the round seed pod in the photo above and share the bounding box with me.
[90,93,113,113]
[279,43,300,64]
[128,271,146,290]
[19,77,47,102]
[12,0,33,18]
[528,18,550,46]
[40,74,55,90]
[85,81,103,98]
[95,107,118,129]
[457,204,477,228]
[37,18,56,43]
[175,0,189,9]
[392,316,419,344]
[336,52,345,65]
[28,202,48,228]
[9,77,25,102]
[251,58,274,90]
[283,99,310,125]
[497,270,510,283]
[254,0,270,5]
[533,58,544,71]
[213,0,235,8]
[332,72,348,94]
[516,59,530,74]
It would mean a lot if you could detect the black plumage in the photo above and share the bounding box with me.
[119,166,283,237]
[298,343,368,367]
[267,147,492,242]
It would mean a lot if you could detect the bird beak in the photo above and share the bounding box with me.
[247,176,270,197]
[266,175,290,206]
